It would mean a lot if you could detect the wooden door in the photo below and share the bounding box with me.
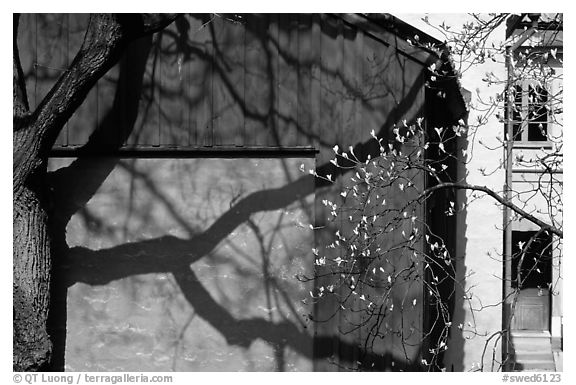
[513,288,550,330]
[511,231,553,331]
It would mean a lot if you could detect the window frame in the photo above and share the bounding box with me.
[508,80,553,148]
[511,230,553,289]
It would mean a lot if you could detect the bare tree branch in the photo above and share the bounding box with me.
[421,182,563,238]
[14,14,180,192]
[13,13,29,117]
[31,15,177,149]
[140,13,180,34]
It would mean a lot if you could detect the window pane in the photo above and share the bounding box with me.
[528,85,548,141]
[505,84,523,140]
[511,230,553,289]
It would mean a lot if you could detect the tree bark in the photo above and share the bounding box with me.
[13,13,51,370]
[13,13,179,371]
[13,179,52,371]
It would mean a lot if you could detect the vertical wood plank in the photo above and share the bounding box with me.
[311,13,327,371]
[318,14,342,164]
[90,36,153,150]
[235,20,246,146]
[159,21,188,146]
[354,30,365,154]
[319,13,330,162]
[342,22,357,154]
[314,13,345,372]
[362,34,393,141]
[35,14,69,146]
[363,34,394,363]
[67,14,98,146]
[59,13,70,147]
[342,20,364,369]
[336,17,344,148]
[277,14,299,147]
[297,13,313,148]
[210,16,224,146]
[267,14,281,147]
[335,16,355,371]
[244,14,270,146]
[185,24,192,148]
[96,63,119,147]
[211,16,245,147]
[129,34,162,147]
[16,14,37,111]
[277,14,289,146]
[186,15,212,147]
[310,14,322,151]
[289,13,301,146]
[196,16,214,147]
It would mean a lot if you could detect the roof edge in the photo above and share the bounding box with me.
[372,14,469,121]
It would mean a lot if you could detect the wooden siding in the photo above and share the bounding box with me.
[19,14,434,153]
[18,14,449,372]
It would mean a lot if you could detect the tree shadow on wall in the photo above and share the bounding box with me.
[39,14,467,372]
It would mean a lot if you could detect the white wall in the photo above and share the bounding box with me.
[398,14,508,371]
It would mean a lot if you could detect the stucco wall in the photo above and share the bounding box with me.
[49,157,315,371]
[397,14,508,371]
[446,26,507,372]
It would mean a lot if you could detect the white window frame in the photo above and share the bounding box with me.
[510,80,553,148]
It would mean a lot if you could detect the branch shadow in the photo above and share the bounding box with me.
[39,14,465,371]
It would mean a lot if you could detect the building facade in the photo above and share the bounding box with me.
[399,13,564,372]
[15,13,561,372]
[503,13,563,371]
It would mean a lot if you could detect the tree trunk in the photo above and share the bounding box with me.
[13,176,52,371]
[12,13,179,371]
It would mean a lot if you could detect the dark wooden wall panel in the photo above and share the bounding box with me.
[342,20,364,365]
[318,15,343,164]
[244,15,270,146]
[267,14,281,147]
[277,15,299,146]
[210,16,227,146]
[296,14,313,147]
[353,28,365,156]
[34,14,69,145]
[211,16,245,146]
[17,14,37,111]
[314,15,347,370]
[19,14,431,153]
[309,15,323,150]
[361,33,394,141]
[68,14,97,146]
[128,34,161,147]
[17,13,448,372]
[183,18,202,147]
[159,22,189,146]
[189,17,214,147]
[96,64,119,146]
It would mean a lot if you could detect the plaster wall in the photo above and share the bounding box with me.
[397,14,507,371]
[48,157,315,371]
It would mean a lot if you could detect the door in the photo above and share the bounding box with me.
[511,231,553,331]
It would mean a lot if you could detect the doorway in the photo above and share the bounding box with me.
[510,230,553,331]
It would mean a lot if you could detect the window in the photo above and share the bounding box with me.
[507,82,550,143]
[511,230,552,289]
